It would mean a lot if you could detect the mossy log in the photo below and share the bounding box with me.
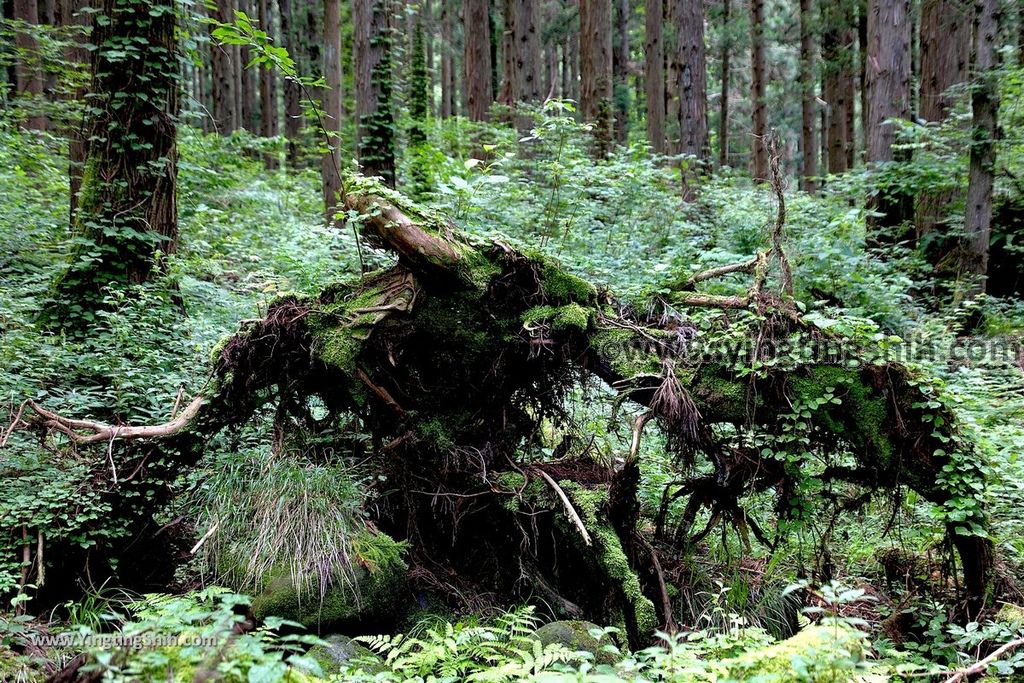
[18,179,995,637]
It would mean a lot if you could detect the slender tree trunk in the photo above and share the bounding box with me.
[321,0,342,221]
[59,0,88,219]
[612,0,628,142]
[717,0,730,167]
[212,0,238,132]
[354,0,396,185]
[499,0,515,104]
[645,0,665,153]
[465,0,493,120]
[54,0,178,310]
[866,0,911,229]
[425,0,434,111]
[517,0,541,103]
[441,0,454,117]
[580,0,613,155]
[750,0,767,182]
[676,0,708,199]
[799,0,817,192]
[857,0,867,161]
[14,0,46,129]
[278,0,303,166]
[823,0,848,174]
[568,0,580,102]
[240,0,256,131]
[916,0,971,239]
[962,0,1000,295]
[259,0,280,168]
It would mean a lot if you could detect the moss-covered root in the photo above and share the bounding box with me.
[561,482,658,645]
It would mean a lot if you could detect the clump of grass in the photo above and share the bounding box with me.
[194,447,368,602]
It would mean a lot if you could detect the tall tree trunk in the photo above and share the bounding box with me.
[916,0,971,239]
[499,0,515,104]
[464,0,493,120]
[517,0,541,103]
[962,0,999,296]
[857,0,867,161]
[54,0,178,311]
[644,0,665,153]
[441,0,454,116]
[865,0,911,229]
[580,0,613,155]
[676,0,708,198]
[354,0,396,185]
[612,0,628,142]
[59,0,89,219]
[259,0,280,168]
[321,0,342,221]
[13,0,46,129]
[717,0,730,167]
[568,0,580,102]
[799,0,817,192]
[749,0,767,182]
[278,0,303,166]
[212,0,239,133]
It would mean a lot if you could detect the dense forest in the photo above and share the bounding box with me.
[2,0,1024,679]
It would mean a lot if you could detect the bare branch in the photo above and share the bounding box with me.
[24,396,206,445]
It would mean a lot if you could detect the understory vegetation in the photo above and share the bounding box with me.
[2,47,1024,679]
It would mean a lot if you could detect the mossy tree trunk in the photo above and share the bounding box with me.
[51,0,179,321]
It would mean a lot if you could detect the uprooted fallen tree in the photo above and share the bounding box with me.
[11,177,995,642]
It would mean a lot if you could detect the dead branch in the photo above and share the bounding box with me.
[684,254,761,288]
[24,396,205,445]
[536,469,593,546]
[942,637,1024,683]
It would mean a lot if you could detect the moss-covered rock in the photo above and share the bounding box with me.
[721,623,866,682]
[997,603,1024,629]
[533,620,618,665]
[308,634,386,675]
[250,532,409,631]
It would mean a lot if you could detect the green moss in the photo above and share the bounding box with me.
[542,263,598,304]
[561,482,657,641]
[997,603,1024,629]
[533,621,618,664]
[522,303,593,333]
[721,624,864,681]
[250,530,408,630]
[419,417,457,451]
[308,635,385,675]
[589,328,663,378]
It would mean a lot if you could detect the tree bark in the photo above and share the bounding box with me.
[962,0,1000,296]
[464,0,493,120]
[580,0,613,155]
[59,0,89,219]
[799,0,817,192]
[750,0,767,182]
[321,0,342,221]
[915,0,971,239]
[212,0,239,133]
[717,0,730,167]
[644,0,665,153]
[441,0,454,116]
[13,0,45,129]
[354,0,396,185]
[819,0,851,176]
[259,0,280,169]
[278,0,303,166]
[53,0,178,311]
[865,0,911,228]
[612,0,629,143]
[676,0,708,199]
